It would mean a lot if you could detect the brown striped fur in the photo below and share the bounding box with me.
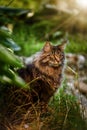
[18,41,67,102]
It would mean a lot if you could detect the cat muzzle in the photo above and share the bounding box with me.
[49,62,62,67]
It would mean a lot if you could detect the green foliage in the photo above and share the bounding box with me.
[46,84,87,130]
[0,0,44,11]
[13,24,45,56]
[0,6,32,26]
[66,34,87,54]
[13,23,87,57]
[12,23,65,56]
[0,26,25,87]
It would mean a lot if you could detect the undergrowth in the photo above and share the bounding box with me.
[0,83,87,130]
[13,23,87,56]
[45,84,87,130]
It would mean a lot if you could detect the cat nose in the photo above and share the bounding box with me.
[55,61,58,64]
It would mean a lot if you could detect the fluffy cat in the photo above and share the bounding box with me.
[18,41,67,102]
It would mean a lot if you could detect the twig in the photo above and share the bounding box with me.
[67,66,78,79]
[23,77,41,89]
[5,0,15,7]
[62,100,70,130]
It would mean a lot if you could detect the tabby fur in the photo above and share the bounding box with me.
[18,41,67,102]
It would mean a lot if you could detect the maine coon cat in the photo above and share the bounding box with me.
[18,41,67,102]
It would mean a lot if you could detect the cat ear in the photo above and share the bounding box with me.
[43,41,52,52]
[58,39,68,50]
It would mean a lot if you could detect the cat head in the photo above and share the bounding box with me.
[43,40,67,52]
[40,40,67,67]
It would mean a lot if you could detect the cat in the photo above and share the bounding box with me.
[18,40,67,102]
[0,41,67,124]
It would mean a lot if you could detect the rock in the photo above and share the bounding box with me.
[66,53,85,69]
[75,81,87,94]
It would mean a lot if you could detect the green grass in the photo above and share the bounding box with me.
[13,23,87,56]
[42,83,87,130]
[66,34,87,54]
[13,23,48,56]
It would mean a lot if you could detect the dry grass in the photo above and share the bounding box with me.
[0,83,87,130]
[0,85,49,130]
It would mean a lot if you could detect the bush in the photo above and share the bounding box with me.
[0,26,25,87]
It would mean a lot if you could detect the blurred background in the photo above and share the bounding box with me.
[0,0,87,54]
[0,0,87,129]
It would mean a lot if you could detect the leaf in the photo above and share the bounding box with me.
[0,26,11,38]
[7,69,26,87]
[0,44,23,67]
[0,38,21,51]
[0,76,12,84]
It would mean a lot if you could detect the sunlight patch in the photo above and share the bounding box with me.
[76,0,87,9]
